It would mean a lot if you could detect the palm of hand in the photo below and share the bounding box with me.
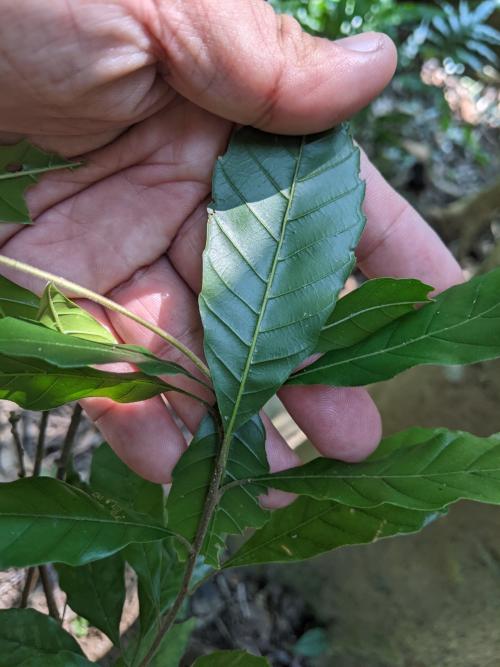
[0,0,462,494]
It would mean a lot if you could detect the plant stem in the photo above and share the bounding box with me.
[39,565,60,623]
[33,411,50,477]
[138,415,229,667]
[19,568,37,608]
[8,411,25,478]
[0,254,210,379]
[56,404,83,481]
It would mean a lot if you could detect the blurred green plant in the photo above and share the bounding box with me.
[271,0,499,183]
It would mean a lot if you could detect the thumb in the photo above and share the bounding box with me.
[143,0,397,133]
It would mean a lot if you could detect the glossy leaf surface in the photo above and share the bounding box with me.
[225,497,437,567]
[38,283,116,344]
[56,555,125,646]
[88,444,183,659]
[0,609,94,666]
[291,269,500,386]
[316,277,432,352]
[0,315,195,379]
[167,414,269,566]
[200,124,365,432]
[249,428,500,511]
[125,540,184,660]
[90,442,165,523]
[0,477,169,568]
[0,355,171,410]
[0,141,80,223]
[0,274,40,319]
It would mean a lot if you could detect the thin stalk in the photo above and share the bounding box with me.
[0,255,210,378]
[56,404,82,481]
[8,411,25,478]
[33,411,50,477]
[39,565,60,623]
[138,415,229,667]
[19,568,37,608]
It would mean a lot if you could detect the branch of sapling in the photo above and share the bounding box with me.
[56,404,82,481]
[33,411,50,477]
[138,411,227,666]
[9,411,26,478]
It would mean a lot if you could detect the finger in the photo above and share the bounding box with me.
[357,152,464,292]
[107,259,210,434]
[71,302,188,484]
[82,396,187,484]
[260,413,300,510]
[105,257,307,493]
[144,0,397,133]
[1,101,228,294]
[278,385,382,462]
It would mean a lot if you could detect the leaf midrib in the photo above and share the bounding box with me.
[223,137,305,434]
[0,162,81,181]
[297,293,500,378]
[321,299,427,332]
[248,466,500,483]
[225,504,418,566]
[0,511,168,532]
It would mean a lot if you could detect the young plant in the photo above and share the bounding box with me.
[1,125,500,666]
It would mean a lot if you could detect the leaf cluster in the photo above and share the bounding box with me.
[1,126,500,666]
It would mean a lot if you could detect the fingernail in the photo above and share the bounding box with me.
[337,32,383,53]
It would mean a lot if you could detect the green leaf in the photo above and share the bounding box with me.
[247,428,500,511]
[150,618,197,667]
[0,477,169,568]
[192,651,270,666]
[88,444,184,658]
[166,414,269,566]
[290,269,500,387]
[0,609,95,666]
[125,540,184,648]
[90,442,165,523]
[224,497,437,567]
[0,315,197,380]
[316,277,433,352]
[38,283,116,344]
[293,628,329,658]
[200,123,365,433]
[0,274,40,319]
[0,141,80,224]
[0,355,171,410]
[56,554,126,646]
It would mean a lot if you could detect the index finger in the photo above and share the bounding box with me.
[356,151,464,292]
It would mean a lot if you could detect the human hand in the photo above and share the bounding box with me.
[0,0,463,503]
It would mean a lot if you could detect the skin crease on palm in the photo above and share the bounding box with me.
[0,0,464,508]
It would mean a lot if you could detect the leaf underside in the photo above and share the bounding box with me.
[200,123,366,432]
[38,282,117,344]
